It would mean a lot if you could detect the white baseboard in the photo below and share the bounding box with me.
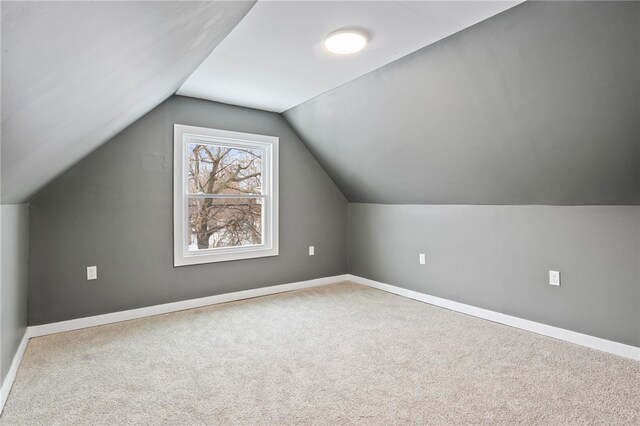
[348,274,640,361]
[28,274,350,338]
[0,330,29,414]
[2,273,637,415]
[0,274,349,414]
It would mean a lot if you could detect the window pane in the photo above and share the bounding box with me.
[187,144,262,195]
[188,197,263,251]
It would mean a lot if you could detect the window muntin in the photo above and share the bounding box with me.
[174,125,278,266]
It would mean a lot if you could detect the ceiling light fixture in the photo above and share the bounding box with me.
[324,29,368,55]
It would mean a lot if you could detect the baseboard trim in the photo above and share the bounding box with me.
[0,274,349,414]
[2,273,637,414]
[0,330,29,414]
[29,274,350,338]
[348,274,640,361]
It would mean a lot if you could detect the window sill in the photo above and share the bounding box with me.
[174,246,279,266]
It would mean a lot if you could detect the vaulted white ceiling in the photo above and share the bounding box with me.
[1,1,254,204]
[177,0,523,112]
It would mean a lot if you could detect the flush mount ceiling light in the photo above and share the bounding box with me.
[324,29,368,55]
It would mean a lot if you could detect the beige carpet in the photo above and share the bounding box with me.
[2,282,638,425]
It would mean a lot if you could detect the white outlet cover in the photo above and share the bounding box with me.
[419,253,426,265]
[87,266,97,280]
[309,246,315,256]
[549,270,560,286]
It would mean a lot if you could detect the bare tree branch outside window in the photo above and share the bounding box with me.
[187,143,263,250]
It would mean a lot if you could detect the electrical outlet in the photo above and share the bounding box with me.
[419,253,426,265]
[309,246,315,256]
[549,270,560,286]
[87,266,97,280]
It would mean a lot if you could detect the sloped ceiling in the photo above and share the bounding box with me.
[177,0,522,112]
[1,1,255,204]
[284,1,640,205]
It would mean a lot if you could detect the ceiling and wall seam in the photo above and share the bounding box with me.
[177,1,523,113]
[280,2,524,115]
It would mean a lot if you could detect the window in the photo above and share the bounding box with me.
[173,124,278,266]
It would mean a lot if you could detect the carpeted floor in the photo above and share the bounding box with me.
[2,282,639,425]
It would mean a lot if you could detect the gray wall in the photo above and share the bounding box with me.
[285,1,640,205]
[1,205,29,383]
[349,204,640,346]
[28,96,348,325]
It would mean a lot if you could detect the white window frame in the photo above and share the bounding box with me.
[173,124,279,266]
